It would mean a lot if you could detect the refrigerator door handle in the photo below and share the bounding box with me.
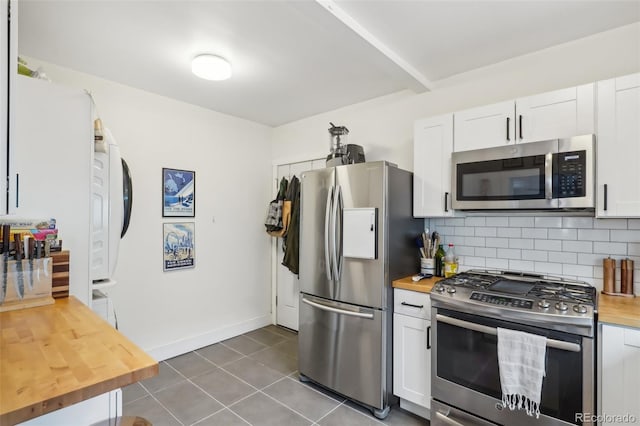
[332,185,343,281]
[301,297,374,319]
[324,186,334,281]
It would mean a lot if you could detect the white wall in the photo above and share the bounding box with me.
[271,23,640,170]
[23,58,273,360]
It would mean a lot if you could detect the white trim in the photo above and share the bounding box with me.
[145,314,272,361]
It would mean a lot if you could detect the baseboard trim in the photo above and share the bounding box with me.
[146,314,272,361]
[399,398,430,420]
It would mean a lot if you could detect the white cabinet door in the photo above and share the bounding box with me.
[9,76,93,304]
[453,101,514,152]
[393,312,431,410]
[413,114,454,217]
[1,0,17,215]
[596,73,640,218]
[600,324,640,425]
[516,84,594,144]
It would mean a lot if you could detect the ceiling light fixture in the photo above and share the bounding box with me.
[191,54,232,81]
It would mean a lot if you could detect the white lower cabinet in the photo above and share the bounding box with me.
[599,324,640,426]
[393,289,431,419]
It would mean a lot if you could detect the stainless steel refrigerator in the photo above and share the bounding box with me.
[298,161,422,419]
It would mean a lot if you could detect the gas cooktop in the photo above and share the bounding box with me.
[430,270,597,335]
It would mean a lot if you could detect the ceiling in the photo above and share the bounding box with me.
[18,1,640,127]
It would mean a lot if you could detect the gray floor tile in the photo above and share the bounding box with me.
[298,378,347,403]
[244,328,287,346]
[250,347,298,375]
[230,392,312,426]
[317,404,381,426]
[197,342,244,366]
[264,324,298,340]
[191,367,257,405]
[223,356,286,389]
[194,408,250,426]
[122,382,149,405]
[165,351,217,378]
[263,377,341,422]
[223,335,268,355]
[271,338,298,359]
[140,362,185,393]
[154,380,224,425]
[378,408,429,426]
[122,395,181,426]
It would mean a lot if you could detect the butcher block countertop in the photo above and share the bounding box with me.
[392,275,442,293]
[598,293,640,329]
[393,275,640,329]
[0,296,158,425]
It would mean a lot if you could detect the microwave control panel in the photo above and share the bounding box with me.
[553,150,586,198]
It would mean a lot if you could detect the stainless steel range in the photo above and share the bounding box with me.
[430,270,597,426]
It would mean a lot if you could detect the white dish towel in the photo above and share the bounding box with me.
[497,327,547,418]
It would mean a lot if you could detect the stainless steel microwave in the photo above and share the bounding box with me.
[452,134,595,210]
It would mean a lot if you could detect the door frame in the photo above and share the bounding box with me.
[270,154,325,328]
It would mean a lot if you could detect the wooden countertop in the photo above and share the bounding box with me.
[598,293,640,328]
[0,296,158,425]
[392,275,442,293]
[393,275,640,329]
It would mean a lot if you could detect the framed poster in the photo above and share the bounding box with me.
[163,222,195,271]
[163,168,195,217]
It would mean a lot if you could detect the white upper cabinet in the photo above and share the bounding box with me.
[596,73,640,218]
[453,101,514,152]
[413,114,454,217]
[516,84,594,143]
[453,84,595,152]
[1,0,17,215]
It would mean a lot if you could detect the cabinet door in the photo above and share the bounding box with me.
[516,84,594,144]
[596,74,640,218]
[413,114,453,217]
[393,312,431,409]
[453,101,514,152]
[600,324,640,425]
[9,76,93,304]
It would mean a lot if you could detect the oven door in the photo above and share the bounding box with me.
[452,139,557,210]
[432,308,594,426]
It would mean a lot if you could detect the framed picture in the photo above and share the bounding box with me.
[163,168,195,217]
[163,222,195,271]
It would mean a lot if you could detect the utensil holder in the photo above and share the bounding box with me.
[0,257,54,312]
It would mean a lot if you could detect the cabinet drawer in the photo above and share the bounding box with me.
[394,289,430,319]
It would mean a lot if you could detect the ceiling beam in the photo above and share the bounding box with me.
[315,0,432,93]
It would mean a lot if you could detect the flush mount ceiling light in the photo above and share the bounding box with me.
[191,54,232,81]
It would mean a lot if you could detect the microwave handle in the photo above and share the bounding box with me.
[544,153,553,200]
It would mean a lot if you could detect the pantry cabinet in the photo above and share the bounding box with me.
[453,84,595,152]
[393,289,431,419]
[413,114,453,217]
[596,73,640,218]
[599,324,640,425]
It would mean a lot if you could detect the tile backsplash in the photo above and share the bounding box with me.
[428,216,640,295]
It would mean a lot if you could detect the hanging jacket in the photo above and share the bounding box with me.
[282,175,300,275]
[265,177,288,234]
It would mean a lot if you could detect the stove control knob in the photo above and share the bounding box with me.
[435,285,445,293]
[573,304,588,314]
[555,302,568,312]
[538,299,550,309]
[446,286,457,294]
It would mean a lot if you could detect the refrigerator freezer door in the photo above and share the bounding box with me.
[300,168,336,299]
[299,293,385,410]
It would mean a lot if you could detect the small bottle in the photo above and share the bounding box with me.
[444,243,458,278]
[434,244,446,277]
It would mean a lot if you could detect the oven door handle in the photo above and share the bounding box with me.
[436,314,581,352]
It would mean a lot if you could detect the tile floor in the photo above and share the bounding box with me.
[123,325,429,426]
